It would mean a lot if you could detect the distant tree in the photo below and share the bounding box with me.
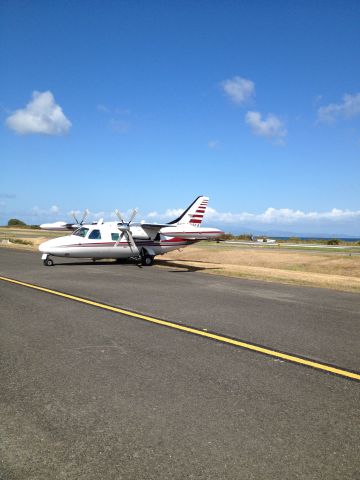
[219,232,235,241]
[7,218,26,227]
[217,233,254,242]
[327,238,340,245]
[236,234,253,241]
[288,236,301,243]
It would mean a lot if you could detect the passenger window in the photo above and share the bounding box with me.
[88,229,101,240]
[74,227,89,237]
[111,233,119,241]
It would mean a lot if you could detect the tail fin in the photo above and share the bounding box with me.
[168,196,209,226]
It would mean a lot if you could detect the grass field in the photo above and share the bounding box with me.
[1,228,360,293]
[160,244,360,293]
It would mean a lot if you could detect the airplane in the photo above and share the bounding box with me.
[39,196,223,266]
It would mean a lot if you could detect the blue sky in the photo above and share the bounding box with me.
[1,0,360,235]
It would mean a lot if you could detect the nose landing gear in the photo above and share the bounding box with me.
[42,254,54,266]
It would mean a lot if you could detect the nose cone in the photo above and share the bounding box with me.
[39,239,52,253]
[39,236,69,253]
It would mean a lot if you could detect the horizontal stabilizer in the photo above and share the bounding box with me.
[160,226,223,240]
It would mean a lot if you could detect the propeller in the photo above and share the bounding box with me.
[71,209,89,226]
[115,208,139,254]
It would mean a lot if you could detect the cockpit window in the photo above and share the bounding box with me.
[73,227,89,237]
[88,229,101,240]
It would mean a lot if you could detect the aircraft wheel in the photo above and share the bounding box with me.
[141,255,154,266]
[43,258,54,267]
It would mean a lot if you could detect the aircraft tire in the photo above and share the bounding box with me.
[141,255,154,266]
[43,258,54,267]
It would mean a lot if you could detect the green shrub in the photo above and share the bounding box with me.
[219,233,235,241]
[288,236,301,243]
[7,218,26,226]
[327,239,340,245]
[9,238,33,245]
[219,233,255,242]
[236,234,253,241]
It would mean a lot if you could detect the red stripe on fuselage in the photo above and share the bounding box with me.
[162,231,220,236]
[57,239,195,249]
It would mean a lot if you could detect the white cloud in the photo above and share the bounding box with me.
[4,204,359,235]
[317,93,360,123]
[6,91,71,135]
[205,206,360,224]
[208,139,219,149]
[32,205,61,216]
[110,119,129,134]
[145,205,360,225]
[147,209,184,220]
[97,103,110,113]
[222,76,255,105]
[245,111,287,143]
[97,103,131,133]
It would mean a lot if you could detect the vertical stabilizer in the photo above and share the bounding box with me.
[168,196,209,226]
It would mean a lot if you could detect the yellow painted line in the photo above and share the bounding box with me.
[1,275,359,382]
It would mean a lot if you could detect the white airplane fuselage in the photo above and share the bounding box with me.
[39,223,222,260]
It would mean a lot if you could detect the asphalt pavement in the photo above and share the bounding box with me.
[1,248,359,479]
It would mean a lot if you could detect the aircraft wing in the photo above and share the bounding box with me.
[136,223,170,230]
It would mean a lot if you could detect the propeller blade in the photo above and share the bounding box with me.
[125,231,137,252]
[115,230,125,246]
[128,208,138,224]
[81,209,89,225]
[115,209,125,223]
[71,210,79,225]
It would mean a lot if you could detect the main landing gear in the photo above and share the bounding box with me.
[141,253,154,266]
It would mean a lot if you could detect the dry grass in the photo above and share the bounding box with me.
[0,227,62,251]
[159,245,360,293]
[0,236,48,251]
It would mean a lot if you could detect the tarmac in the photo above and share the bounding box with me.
[1,248,359,479]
